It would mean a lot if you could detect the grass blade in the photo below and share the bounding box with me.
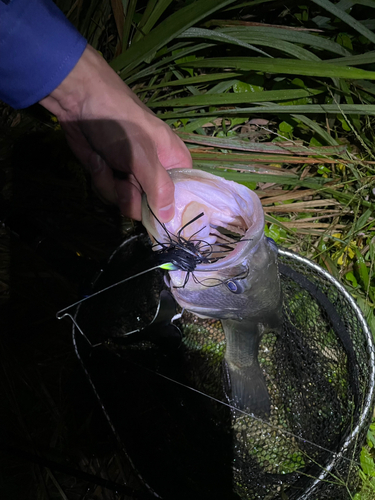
[190,151,345,165]
[218,26,351,56]
[177,132,347,155]
[192,165,329,189]
[135,0,157,39]
[182,117,218,133]
[125,42,213,84]
[133,0,169,43]
[180,27,321,61]
[311,0,375,44]
[177,27,272,57]
[137,0,174,41]
[291,114,338,146]
[326,52,375,66]
[110,0,238,77]
[179,57,375,79]
[225,0,275,10]
[149,88,322,108]
[122,0,137,52]
[110,0,125,45]
[136,72,242,91]
[158,104,375,119]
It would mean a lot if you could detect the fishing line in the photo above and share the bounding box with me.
[62,276,366,476]
[65,293,363,471]
[56,264,174,319]
[57,209,250,330]
[56,248,248,335]
[56,217,369,480]
[56,262,182,347]
[117,351,363,471]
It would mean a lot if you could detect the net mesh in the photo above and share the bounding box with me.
[74,235,375,500]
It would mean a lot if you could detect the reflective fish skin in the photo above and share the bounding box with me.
[142,169,282,417]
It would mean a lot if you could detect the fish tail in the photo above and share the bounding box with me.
[224,360,270,419]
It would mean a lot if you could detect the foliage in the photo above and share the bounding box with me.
[55,0,375,496]
[7,0,375,497]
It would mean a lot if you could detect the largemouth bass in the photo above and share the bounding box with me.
[142,169,282,417]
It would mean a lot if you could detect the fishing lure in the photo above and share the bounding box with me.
[148,206,251,290]
[56,210,251,344]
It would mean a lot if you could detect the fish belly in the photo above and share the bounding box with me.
[222,315,280,418]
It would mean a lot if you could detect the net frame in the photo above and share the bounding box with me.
[69,237,375,499]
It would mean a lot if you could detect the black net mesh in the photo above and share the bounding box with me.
[74,235,375,500]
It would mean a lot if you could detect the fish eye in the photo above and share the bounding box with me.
[226,279,244,294]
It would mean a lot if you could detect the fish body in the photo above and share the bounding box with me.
[142,169,282,416]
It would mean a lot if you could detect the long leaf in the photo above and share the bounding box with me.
[192,166,329,189]
[182,117,217,133]
[110,0,238,77]
[177,132,347,155]
[337,0,375,8]
[86,1,111,49]
[206,80,239,95]
[326,52,375,66]
[158,104,375,119]
[179,27,321,61]
[225,0,275,10]
[140,0,174,38]
[149,88,322,108]
[178,27,272,57]
[311,0,375,44]
[137,72,242,91]
[110,0,125,44]
[179,57,375,79]
[190,151,340,164]
[133,0,172,43]
[79,0,103,39]
[125,42,213,84]
[134,0,157,42]
[122,0,137,52]
[291,115,338,146]
[218,26,351,56]
[170,69,201,96]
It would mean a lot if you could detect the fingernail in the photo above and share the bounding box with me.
[158,202,174,222]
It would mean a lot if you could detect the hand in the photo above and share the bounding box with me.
[39,45,192,221]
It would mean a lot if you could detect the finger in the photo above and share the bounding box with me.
[115,177,143,220]
[148,170,175,222]
[121,128,176,222]
[157,131,193,171]
[135,155,176,223]
[88,153,118,205]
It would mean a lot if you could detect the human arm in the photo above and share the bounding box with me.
[39,45,192,221]
[0,0,192,221]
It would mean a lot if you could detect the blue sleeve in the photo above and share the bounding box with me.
[0,0,87,109]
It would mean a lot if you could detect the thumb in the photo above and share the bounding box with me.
[142,165,175,223]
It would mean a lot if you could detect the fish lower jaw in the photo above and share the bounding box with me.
[175,301,240,320]
[174,301,226,319]
[183,306,223,319]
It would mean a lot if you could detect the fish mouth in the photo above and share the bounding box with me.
[142,169,265,287]
[178,303,225,317]
[171,285,247,319]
